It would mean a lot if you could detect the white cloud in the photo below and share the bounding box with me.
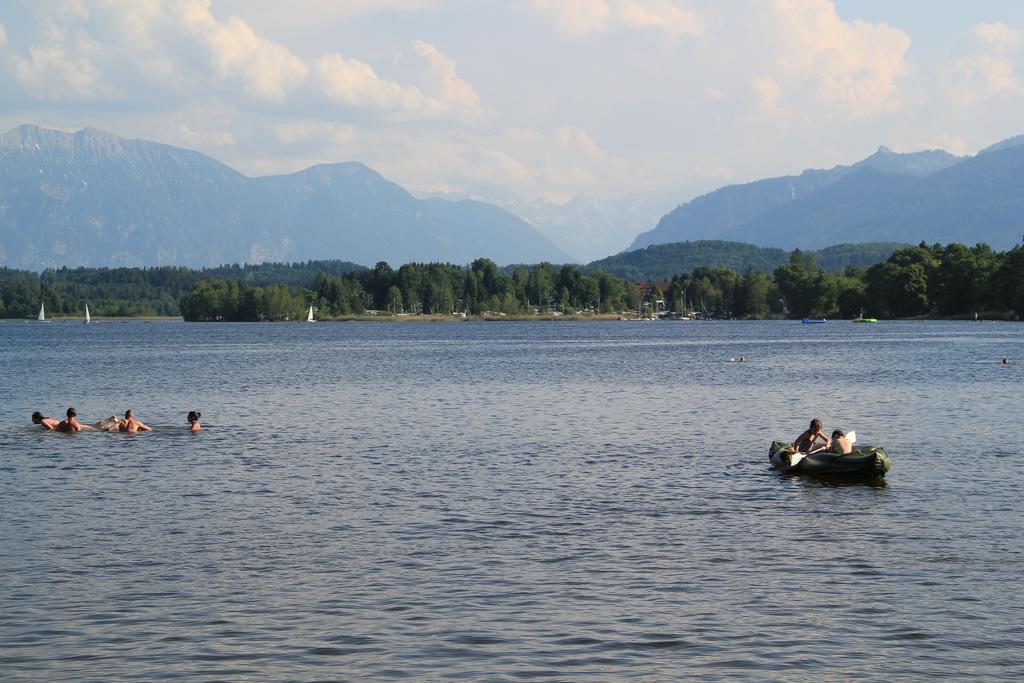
[973,22,1024,52]
[0,22,8,48]
[525,0,702,37]
[13,44,112,99]
[177,5,309,103]
[0,1,483,122]
[401,40,481,110]
[274,120,356,146]
[525,0,610,34]
[616,0,703,37]
[761,0,911,116]
[942,21,1024,106]
[172,119,235,147]
[704,87,726,102]
[313,53,438,115]
[751,75,781,111]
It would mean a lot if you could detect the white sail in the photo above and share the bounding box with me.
[85,305,91,324]
[306,305,315,322]
[37,303,45,321]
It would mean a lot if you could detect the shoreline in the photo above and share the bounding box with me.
[3,314,1019,323]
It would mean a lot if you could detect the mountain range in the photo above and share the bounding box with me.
[417,189,675,263]
[0,125,568,270]
[5,124,1024,273]
[630,141,1024,251]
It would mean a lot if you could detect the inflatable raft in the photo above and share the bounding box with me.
[769,441,891,477]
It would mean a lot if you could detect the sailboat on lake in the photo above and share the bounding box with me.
[84,304,91,325]
[37,303,47,322]
[306,306,315,323]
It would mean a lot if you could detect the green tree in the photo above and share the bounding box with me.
[386,285,403,313]
[997,246,1024,316]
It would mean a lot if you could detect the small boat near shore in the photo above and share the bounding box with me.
[801,318,826,324]
[769,440,891,477]
[852,317,878,323]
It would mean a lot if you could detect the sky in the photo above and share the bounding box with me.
[3,0,1024,205]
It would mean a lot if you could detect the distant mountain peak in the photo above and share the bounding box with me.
[77,126,121,142]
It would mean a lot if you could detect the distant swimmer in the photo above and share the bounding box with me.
[739,356,747,362]
[111,409,151,433]
[187,410,202,431]
[31,411,60,430]
[1003,357,1009,364]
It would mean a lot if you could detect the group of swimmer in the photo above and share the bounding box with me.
[793,418,852,454]
[32,407,202,433]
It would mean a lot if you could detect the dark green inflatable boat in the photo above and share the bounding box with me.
[769,441,891,477]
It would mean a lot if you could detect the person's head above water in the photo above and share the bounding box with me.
[831,430,845,439]
[32,411,46,424]
[124,409,134,420]
[66,407,77,418]
[187,410,201,423]
[809,419,822,432]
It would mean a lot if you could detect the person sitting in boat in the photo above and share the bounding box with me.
[187,410,202,431]
[31,411,61,430]
[793,418,830,452]
[109,409,151,433]
[830,430,853,454]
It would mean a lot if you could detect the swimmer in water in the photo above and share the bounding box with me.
[45,409,118,432]
[56,407,97,432]
[187,410,201,431]
[109,409,151,433]
[31,411,61,430]
[1003,357,1009,364]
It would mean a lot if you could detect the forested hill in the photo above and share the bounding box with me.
[585,241,907,282]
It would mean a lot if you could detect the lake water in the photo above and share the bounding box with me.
[1,320,1022,680]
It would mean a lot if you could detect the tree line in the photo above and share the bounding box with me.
[4,243,1022,320]
[662,243,1023,319]
[177,259,646,321]
[0,261,364,318]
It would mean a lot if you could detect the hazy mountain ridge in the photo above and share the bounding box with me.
[629,145,983,251]
[0,125,568,269]
[723,143,1024,248]
[419,189,672,263]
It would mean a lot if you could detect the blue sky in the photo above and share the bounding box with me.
[3,1,1024,205]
